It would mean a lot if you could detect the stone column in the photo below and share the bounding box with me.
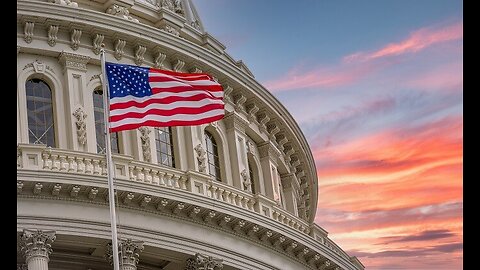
[106,239,144,270]
[185,253,223,270]
[19,229,56,270]
[224,112,249,190]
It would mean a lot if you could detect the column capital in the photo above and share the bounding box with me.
[258,141,281,164]
[58,51,91,72]
[19,229,56,263]
[106,239,144,270]
[223,111,248,132]
[185,253,223,270]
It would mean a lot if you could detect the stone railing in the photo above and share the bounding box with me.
[18,144,312,236]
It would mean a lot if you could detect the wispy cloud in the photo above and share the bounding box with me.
[344,21,463,62]
[379,229,456,244]
[350,242,463,258]
[263,21,463,93]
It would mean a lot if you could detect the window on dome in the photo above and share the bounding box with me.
[26,79,55,147]
[248,159,256,194]
[205,131,221,181]
[93,89,119,154]
[155,127,175,167]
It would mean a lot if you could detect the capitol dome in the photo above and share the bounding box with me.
[17,0,364,269]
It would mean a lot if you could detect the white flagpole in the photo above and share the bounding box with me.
[100,45,121,270]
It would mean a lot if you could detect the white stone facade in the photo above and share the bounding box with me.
[17,0,364,269]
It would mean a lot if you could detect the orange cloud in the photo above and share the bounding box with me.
[344,21,463,62]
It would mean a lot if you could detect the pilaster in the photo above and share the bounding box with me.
[223,111,249,190]
[258,141,282,203]
[58,51,91,152]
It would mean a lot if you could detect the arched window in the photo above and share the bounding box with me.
[248,159,256,194]
[205,131,221,181]
[93,89,119,154]
[26,79,55,147]
[155,127,175,167]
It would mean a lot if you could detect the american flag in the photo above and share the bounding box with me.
[105,62,224,132]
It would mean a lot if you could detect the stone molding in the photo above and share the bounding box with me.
[185,253,223,270]
[58,51,90,72]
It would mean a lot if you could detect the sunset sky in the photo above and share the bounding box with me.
[195,1,463,269]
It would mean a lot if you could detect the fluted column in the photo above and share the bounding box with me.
[185,253,223,270]
[106,239,144,270]
[19,229,56,270]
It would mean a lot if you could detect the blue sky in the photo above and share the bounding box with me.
[194,1,463,269]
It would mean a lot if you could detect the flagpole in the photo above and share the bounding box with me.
[100,44,121,270]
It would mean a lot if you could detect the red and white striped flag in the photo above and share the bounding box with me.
[105,62,224,132]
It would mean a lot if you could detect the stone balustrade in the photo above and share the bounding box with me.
[17,143,348,261]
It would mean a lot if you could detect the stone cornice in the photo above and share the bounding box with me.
[16,176,357,270]
[257,141,282,165]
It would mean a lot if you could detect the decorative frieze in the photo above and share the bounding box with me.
[203,210,216,223]
[114,39,126,60]
[257,111,270,131]
[218,215,231,228]
[19,229,56,265]
[274,235,286,249]
[258,142,281,163]
[139,127,151,162]
[185,253,223,270]
[276,133,288,151]
[49,0,78,7]
[24,21,34,43]
[135,44,147,66]
[157,198,169,210]
[308,254,322,267]
[194,144,206,173]
[73,107,87,145]
[106,4,139,23]
[47,25,59,47]
[189,206,201,218]
[267,122,280,140]
[173,202,185,214]
[318,260,331,270]
[92,34,104,55]
[70,29,82,50]
[233,219,246,233]
[58,51,90,72]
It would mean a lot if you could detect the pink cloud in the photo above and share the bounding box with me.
[406,61,463,92]
[344,21,463,62]
[263,61,382,92]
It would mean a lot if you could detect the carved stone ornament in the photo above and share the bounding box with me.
[73,107,87,145]
[24,60,49,74]
[47,25,59,47]
[114,39,126,60]
[194,144,206,173]
[163,25,180,36]
[139,127,151,162]
[19,229,56,263]
[241,169,252,192]
[246,140,255,155]
[58,52,90,72]
[92,34,104,55]
[161,0,174,12]
[154,51,167,68]
[105,239,144,268]
[106,4,139,23]
[173,0,184,15]
[24,22,34,44]
[185,253,223,270]
[174,59,185,72]
[135,45,147,66]
[223,85,233,103]
[49,0,78,7]
[70,29,82,50]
